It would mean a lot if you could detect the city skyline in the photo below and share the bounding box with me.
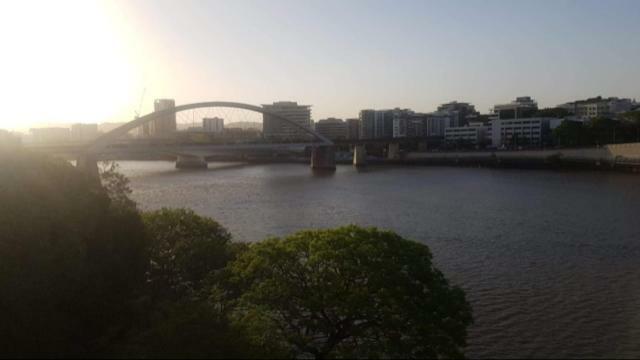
[1,0,639,131]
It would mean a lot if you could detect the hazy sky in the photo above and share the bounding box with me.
[1,0,639,130]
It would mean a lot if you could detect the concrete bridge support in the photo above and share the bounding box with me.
[310,145,336,170]
[353,144,367,167]
[76,154,100,182]
[387,143,400,160]
[176,155,208,169]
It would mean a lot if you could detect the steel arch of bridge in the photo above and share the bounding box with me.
[87,101,332,154]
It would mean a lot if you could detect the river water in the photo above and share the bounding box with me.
[120,161,640,359]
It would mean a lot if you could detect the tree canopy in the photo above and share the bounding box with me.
[0,149,148,356]
[227,225,473,359]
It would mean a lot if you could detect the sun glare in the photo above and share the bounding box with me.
[0,0,141,130]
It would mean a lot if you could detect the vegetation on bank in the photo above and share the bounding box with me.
[0,146,473,358]
[553,112,640,147]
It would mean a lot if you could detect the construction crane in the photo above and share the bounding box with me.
[134,88,146,119]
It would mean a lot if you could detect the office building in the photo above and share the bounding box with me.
[489,117,561,147]
[315,118,348,140]
[149,99,177,137]
[346,118,360,140]
[359,110,376,139]
[493,96,539,120]
[262,101,312,140]
[203,117,224,133]
[425,112,457,137]
[392,109,425,138]
[445,125,488,145]
[437,101,479,127]
[359,109,402,139]
[70,123,99,143]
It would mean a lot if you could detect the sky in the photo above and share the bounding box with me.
[1,0,639,131]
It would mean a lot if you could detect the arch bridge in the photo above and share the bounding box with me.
[76,101,337,176]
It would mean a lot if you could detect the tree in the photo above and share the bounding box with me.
[100,161,137,210]
[621,111,640,142]
[553,120,591,147]
[227,225,473,359]
[142,208,235,302]
[125,208,272,358]
[0,149,148,356]
[590,116,623,145]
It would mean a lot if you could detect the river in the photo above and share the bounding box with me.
[120,161,640,359]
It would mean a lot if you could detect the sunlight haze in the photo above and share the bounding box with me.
[1,0,639,130]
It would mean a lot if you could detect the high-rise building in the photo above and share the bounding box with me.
[359,109,397,139]
[149,99,177,137]
[359,110,376,139]
[346,118,360,140]
[70,123,99,143]
[424,112,455,137]
[390,109,420,138]
[437,101,479,127]
[315,118,348,140]
[203,117,224,133]
[262,101,312,140]
[492,96,538,120]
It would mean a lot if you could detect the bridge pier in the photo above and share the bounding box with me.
[76,154,100,182]
[353,144,367,167]
[310,145,336,171]
[176,155,208,169]
[387,143,400,160]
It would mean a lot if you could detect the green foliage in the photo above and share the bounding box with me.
[100,161,137,210]
[553,120,591,147]
[142,208,234,301]
[0,149,148,356]
[123,297,273,359]
[227,225,473,359]
[553,115,640,147]
[125,208,274,358]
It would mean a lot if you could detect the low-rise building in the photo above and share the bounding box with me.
[489,117,560,147]
[445,125,488,145]
[30,127,71,144]
[0,129,21,146]
[559,96,637,119]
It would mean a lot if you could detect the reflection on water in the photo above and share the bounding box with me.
[120,161,640,359]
